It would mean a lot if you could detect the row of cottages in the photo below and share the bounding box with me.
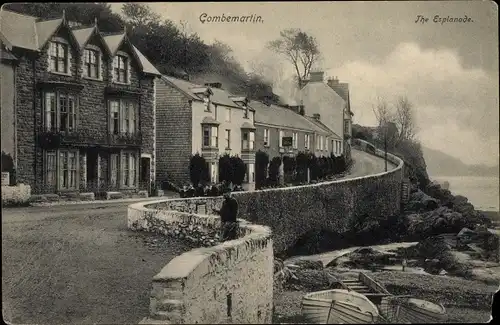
[298,71,354,161]
[0,9,161,195]
[249,100,343,159]
[155,77,257,189]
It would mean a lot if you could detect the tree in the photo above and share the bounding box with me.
[395,95,418,144]
[372,97,394,172]
[267,28,320,89]
[121,3,160,27]
[189,154,209,187]
[230,156,246,186]
[255,150,270,189]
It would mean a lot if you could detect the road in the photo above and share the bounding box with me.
[344,149,397,179]
[2,200,193,324]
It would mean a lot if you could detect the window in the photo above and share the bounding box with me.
[46,151,57,187]
[279,130,284,147]
[202,125,218,147]
[109,99,137,134]
[264,129,270,147]
[305,134,310,149]
[59,150,78,190]
[225,129,231,149]
[344,120,350,134]
[245,163,255,183]
[122,152,137,187]
[83,48,100,79]
[44,92,77,132]
[113,55,128,83]
[292,132,298,149]
[49,41,68,74]
[242,130,255,150]
[225,108,231,122]
[320,136,324,151]
[331,140,335,153]
[110,154,119,187]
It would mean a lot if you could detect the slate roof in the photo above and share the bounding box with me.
[161,75,252,109]
[0,9,160,76]
[304,116,342,139]
[249,100,332,135]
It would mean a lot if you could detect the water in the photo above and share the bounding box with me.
[431,176,499,212]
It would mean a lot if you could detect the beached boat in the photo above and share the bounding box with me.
[379,295,448,324]
[338,272,392,305]
[302,289,381,324]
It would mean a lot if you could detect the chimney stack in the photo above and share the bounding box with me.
[312,113,321,121]
[309,71,324,83]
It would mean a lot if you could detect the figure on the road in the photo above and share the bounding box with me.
[213,191,239,241]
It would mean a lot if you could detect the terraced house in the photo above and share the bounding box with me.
[0,9,161,195]
[250,100,342,159]
[155,77,257,189]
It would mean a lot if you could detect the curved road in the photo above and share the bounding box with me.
[343,148,397,179]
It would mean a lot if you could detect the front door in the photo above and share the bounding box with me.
[140,157,151,194]
[87,148,99,191]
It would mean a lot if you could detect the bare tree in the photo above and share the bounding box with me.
[372,97,395,172]
[267,28,320,89]
[394,95,418,143]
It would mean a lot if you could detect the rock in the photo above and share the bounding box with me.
[327,247,395,269]
[293,259,324,270]
[407,190,440,212]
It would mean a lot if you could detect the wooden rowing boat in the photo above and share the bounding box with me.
[302,289,380,324]
[379,295,448,324]
[338,272,392,305]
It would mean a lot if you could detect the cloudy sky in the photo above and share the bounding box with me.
[111,1,498,166]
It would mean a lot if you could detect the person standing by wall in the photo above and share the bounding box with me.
[213,191,239,241]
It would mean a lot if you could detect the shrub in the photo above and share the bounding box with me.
[255,150,270,189]
[268,156,282,186]
[218,154,233,184]
[296,152,309,183]
[282,155,296,183]
[1,151,15,185]
[189,154,209,187]
[230,156,246,186]
[307,154,319,181]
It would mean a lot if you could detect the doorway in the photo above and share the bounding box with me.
[87,148,99,191]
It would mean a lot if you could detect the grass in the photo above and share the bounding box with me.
[2,207,193,324]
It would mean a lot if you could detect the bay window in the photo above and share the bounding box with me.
[44,91,77,132]
[109,99,138,134]
[245,163,255,183]
[49,41,68,74]
[83,48,100,79]
[44,149,79,190]
[242,130,255,150]
[202,125,218,148]
[113,54,129,83]
[122,152,137,187]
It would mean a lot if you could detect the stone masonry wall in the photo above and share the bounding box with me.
[155,80,193,185]
[148,148,404,255]
[128,201,273,324]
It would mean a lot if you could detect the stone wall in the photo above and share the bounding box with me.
[147,147,404,255]
[2,184,31,206]
[128,201,273,324]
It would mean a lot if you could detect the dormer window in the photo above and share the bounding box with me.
[49,41,69,74]
[83,48,100,79]
[113,54,128,83]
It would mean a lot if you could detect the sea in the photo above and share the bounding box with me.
[431,176,499,212]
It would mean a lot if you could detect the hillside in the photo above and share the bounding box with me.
[422,146,499,177]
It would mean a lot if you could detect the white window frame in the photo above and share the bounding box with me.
[113,53,129,84]
[109,99,138,135]
[121,151,138,188]
[264,128,270,147]
[44,149,79,191]
[48,40,69,74]
[202,125,218,148]
[225,107,231,122]
[83,47,101,80]
[292,132,298,149]
[245,163,255,183]
[305,134,310,149]
[279,130,284,148]
[44,91,77,132]
[225,129,231,149]
[242,130,255,150]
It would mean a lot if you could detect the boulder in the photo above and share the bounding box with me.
[457,227,500,262]
[327,247,396,269]
[406,190,440,212]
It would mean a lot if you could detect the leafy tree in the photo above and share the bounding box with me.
[268,28,320,89]
[189,154,209,187]
[230,156,246,186]
[255,150,269,189]
[218,154,233,184]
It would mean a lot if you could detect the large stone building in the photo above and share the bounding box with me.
[249,100,341,160]
[0,9,160,194]
[155,77,257,189]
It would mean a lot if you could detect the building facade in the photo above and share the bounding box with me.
[0,9,160,194]
[250,100,341,160]
[155,77,257,189]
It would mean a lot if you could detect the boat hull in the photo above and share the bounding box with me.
[302,289,380,324]
[379,296,447,324]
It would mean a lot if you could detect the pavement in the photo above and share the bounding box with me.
[345,149,397,179]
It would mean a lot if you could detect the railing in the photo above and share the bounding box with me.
[37,127,142,148]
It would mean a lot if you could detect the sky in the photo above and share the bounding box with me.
[110,1,499,166]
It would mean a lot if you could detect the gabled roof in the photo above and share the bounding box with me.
[250,100,329,135]
[0,10,38,51]
[304,116,342,139]
[102,32,125,56]
[35,18,63,49]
